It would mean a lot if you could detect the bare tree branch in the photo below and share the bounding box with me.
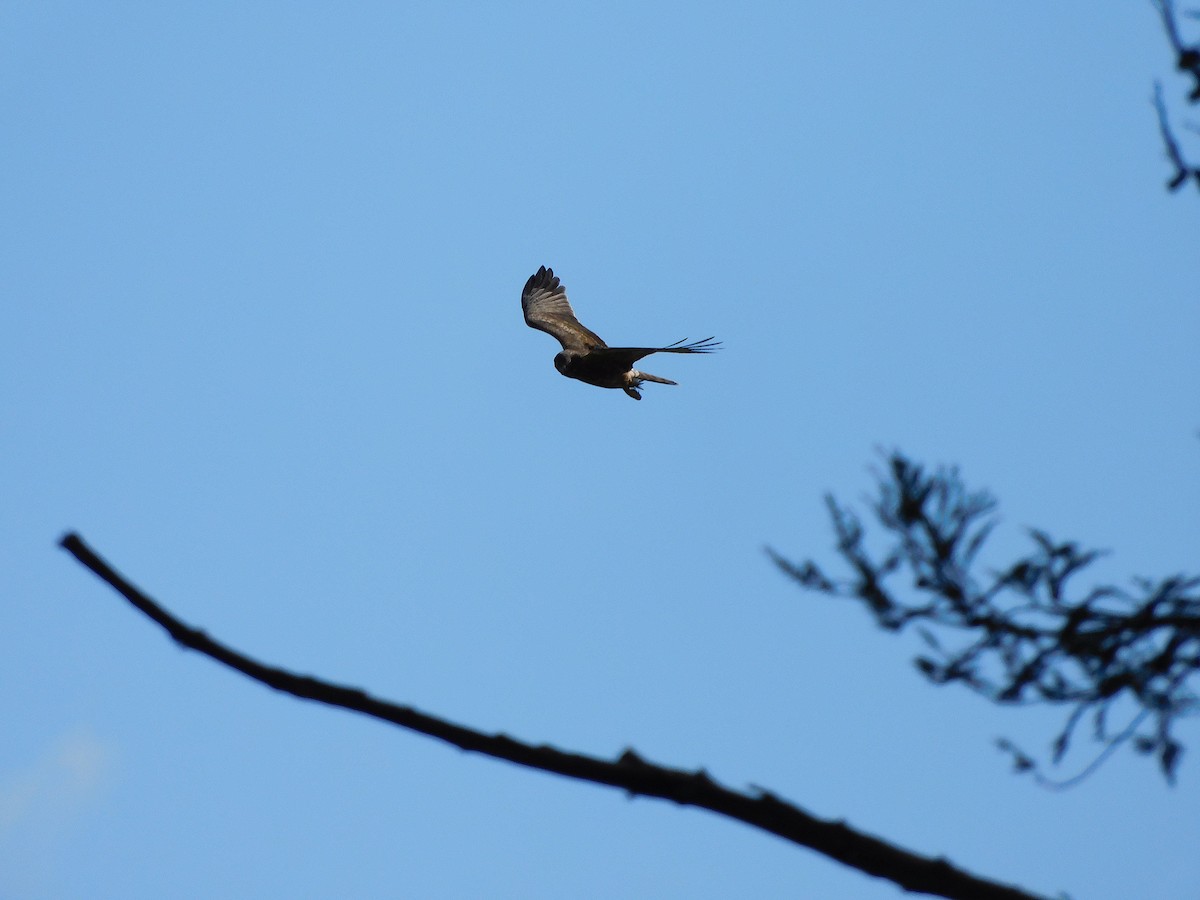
[59,532,1048,900]
[1154,0,1200,101]
[1154,81,1200,190]
[1152,0,1200,191]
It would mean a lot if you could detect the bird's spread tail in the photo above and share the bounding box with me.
[660,337,721,354]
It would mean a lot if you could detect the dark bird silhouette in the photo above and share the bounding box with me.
[521,266,720,400]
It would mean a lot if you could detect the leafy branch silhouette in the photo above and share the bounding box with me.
[770,452,1200,787]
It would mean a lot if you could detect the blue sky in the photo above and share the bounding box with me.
[2,3,1197,898]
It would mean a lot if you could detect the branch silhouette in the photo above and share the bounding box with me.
[1155,0,1200,102]
[60,532,1046,900]
[771,452,1200,786]
[1155,81,1200,192]
[1153,0,1200,191]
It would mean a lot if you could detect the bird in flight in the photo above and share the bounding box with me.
[521,266,720,400]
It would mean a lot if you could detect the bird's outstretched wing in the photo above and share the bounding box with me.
[586,337,722,370]
[521,266,607,351]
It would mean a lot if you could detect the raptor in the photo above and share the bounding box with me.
[521,266,720,400]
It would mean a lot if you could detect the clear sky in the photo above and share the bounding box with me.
[2,3,1197,898]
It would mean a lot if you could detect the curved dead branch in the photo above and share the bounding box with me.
[60,532,1046,900]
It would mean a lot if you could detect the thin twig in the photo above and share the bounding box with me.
[1154,0,1186,55]
[1154,0,1200,99]
[1154,81,1198,190]
[1035,709,1153,791]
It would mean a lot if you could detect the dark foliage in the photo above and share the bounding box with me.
[1153,0,1200,191]
[770,452,1200,786]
